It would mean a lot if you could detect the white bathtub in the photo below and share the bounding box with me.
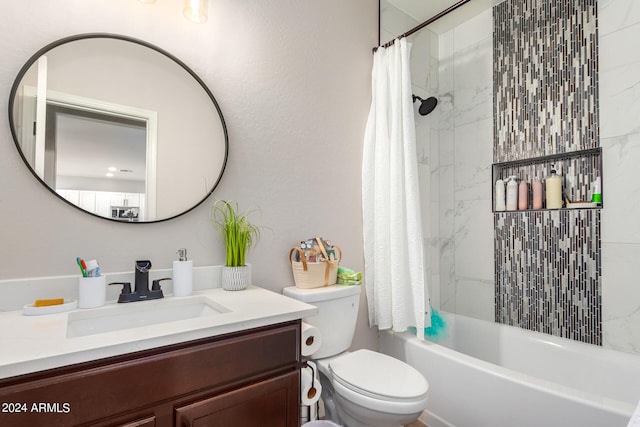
[379,311,640,427]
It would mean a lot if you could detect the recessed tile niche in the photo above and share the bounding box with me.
[493,0,601,345]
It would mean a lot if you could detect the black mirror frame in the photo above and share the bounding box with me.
[8,33,229,224]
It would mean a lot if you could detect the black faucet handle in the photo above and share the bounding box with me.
[108,282,132,295]
[152,277,172,291]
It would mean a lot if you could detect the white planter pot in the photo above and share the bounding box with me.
[221,265,251,291]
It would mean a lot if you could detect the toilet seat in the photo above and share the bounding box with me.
[327,349,428,414]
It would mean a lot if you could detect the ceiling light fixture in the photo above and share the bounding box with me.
[106,173,114,177]
[183,0,208,24]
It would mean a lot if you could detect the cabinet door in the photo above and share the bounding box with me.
[64,189,80,205]
[110,192,125,206]
[138,194,146,221]
[175,371,299,427]
[125,193,140,207]
[79,191,96,212]
[96,191,112,217]
[0,322,300,427]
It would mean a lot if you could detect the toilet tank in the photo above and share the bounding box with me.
[283,285,361,359]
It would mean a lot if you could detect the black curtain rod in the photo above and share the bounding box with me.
[374,0,471,53]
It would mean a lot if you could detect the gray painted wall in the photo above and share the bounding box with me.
[0,0,378,352]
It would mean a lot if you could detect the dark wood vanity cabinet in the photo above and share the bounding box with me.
[175,371,298,426]
[0,321,301,427]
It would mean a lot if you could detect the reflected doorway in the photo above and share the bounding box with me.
[45,106,148,221]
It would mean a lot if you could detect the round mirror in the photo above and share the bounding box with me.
[8,33,228,223]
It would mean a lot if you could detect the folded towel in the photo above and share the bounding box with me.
[337,267,362,286]
[337,278,361,286]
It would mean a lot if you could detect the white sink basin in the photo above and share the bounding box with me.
[66,296,231,338]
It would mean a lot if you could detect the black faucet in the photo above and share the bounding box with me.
[109,260,168,303]
[134,260,153,296]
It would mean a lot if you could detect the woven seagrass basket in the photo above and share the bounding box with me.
[289,238,342,289]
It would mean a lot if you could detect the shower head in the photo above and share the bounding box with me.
[412,95,438,116]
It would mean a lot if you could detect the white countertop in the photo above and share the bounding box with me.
[0,286,317,380]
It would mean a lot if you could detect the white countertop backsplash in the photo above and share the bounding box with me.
[0,266,317,379]
[0,266,224,312]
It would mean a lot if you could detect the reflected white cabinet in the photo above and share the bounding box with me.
[56,189,143,220]
[96,192,112,217]
[126,193,140,208]
[56,189,80,205]
[110,192,125,207]
[79,191,96,212]
[110,193,140,208]
[138,194,146,221]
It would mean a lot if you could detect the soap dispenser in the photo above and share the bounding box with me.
[173,248,193,297]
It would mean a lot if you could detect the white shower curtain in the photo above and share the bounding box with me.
[362,38,429,340]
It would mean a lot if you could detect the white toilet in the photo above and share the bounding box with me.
[283,285,428,427]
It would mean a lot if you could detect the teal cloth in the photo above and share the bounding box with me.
[408,307,447,341]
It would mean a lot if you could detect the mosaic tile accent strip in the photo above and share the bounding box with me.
[494,210,601,345]
[492,0,601,344]
[493,0,599,163]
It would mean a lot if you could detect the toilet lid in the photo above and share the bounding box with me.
[329,349,428,400]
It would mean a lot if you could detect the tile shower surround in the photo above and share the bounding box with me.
[493,0,601,344]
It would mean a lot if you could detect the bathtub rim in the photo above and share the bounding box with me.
[382,329,636,420]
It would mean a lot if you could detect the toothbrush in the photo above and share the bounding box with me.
[77,257,87,278]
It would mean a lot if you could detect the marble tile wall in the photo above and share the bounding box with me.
[408,25,441,311]
[598,0,640,354]
[437,10,495,321]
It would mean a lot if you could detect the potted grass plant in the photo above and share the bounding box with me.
[211,200,261,290]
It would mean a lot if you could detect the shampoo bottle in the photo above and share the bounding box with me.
[532,178,543,210]
[495,179,506,211]
[506,176,518,211]
[545,168,563,209]
[518,180,528,210]
[173,248,193,297]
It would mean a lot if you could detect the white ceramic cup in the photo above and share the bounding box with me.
[78,276,106,309]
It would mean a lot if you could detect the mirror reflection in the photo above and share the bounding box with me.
[9,34,228,222]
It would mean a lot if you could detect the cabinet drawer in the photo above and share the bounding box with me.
[118,415,156,427]
[175,371,299,427]
[0,322,300,426]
